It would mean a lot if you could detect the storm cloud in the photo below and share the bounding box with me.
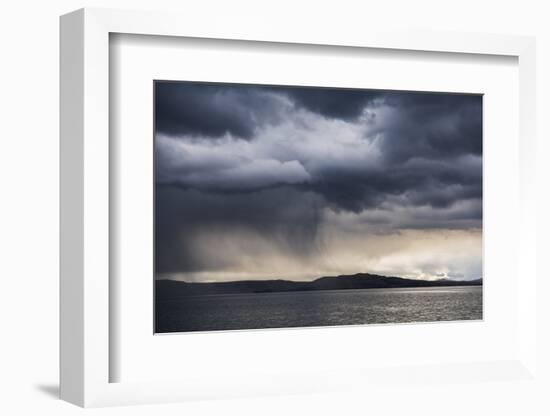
[154,81,482,281]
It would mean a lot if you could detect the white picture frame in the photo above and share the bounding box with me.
[60,7,538,407]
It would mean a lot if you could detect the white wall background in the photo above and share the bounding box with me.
[0,1,548,415]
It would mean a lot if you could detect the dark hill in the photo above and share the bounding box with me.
[156,273,482,300]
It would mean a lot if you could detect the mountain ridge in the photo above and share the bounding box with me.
[156,272,482,300]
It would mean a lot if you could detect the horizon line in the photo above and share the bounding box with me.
[155,272,483,284]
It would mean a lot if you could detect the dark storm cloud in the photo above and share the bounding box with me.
[155,186,323,274]
[155,82,285,139]
[154,82,482,275]
[303,153,481,213]
[155,82,482,217]
[155,82,383,139]
[281,87,382,120]
[374,92,482,162]
[155,82,481,162]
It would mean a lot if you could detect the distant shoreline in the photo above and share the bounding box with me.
[156,272,482,300]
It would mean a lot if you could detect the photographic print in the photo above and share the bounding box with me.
[154,81,482,333]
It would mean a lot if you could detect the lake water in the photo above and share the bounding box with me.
[155,286,482,333]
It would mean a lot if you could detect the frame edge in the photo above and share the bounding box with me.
[59,8,85,407]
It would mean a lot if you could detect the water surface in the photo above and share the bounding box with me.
[155,286,482,333]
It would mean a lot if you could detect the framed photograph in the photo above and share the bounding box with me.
[60,8,538,407]
[153,81,484,334]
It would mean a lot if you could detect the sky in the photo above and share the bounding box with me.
[154,81,482,282]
